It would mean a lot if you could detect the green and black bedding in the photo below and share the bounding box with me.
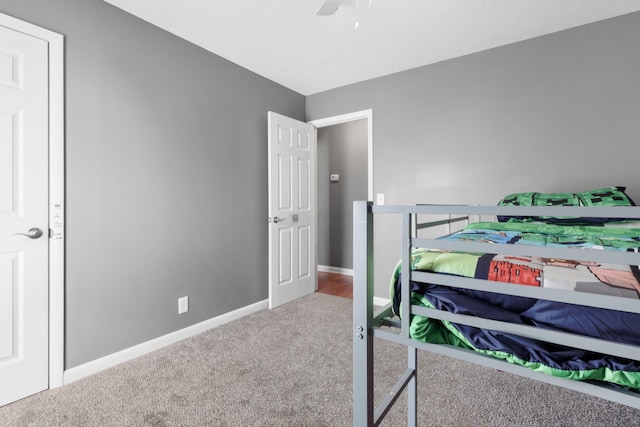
[391,188,640,390]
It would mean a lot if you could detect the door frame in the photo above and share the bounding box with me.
[309,109,373,277]
[0,12,65,389]
[309,109,373,202]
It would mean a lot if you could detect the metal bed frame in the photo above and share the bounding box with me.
[353,201,640,426]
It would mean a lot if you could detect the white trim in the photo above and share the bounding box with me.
[318,265,353,276]
[64,299,269,384]
[0,13,65,390]
[48,25,65,392]
[374,297,391,307]
[309,109,372,293]
[309,109,373,201]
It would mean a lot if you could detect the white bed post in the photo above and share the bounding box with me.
[353,201,374,426]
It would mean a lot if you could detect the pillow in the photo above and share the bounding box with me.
[532,192,580,207]
[577,187,635,207]
[497,192,535,207]
[497,192,532,222]
[497,187,635,224]
[497,191,580,223]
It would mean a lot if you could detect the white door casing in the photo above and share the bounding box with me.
[268,112,316,309]
[0,23,50,406]
[309,109,373,201]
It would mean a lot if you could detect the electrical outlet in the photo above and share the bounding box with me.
[178,296,189,314]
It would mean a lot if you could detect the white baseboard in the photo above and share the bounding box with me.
[63,299,269,384]
[373,297,391,307]
[317,265,353,276]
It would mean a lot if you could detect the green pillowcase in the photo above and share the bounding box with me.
[533,192,580,207]
[498,187,634,208]
[497,187,635,223]
[497,192,535,207]
[577,187,635,207]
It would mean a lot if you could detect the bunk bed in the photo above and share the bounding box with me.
[353,189,640,426]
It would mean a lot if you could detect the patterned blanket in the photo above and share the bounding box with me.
[391,221,640,389]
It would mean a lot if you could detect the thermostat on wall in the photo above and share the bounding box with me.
[330,173,340,182]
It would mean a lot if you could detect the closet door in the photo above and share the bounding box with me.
[0,23,50,406]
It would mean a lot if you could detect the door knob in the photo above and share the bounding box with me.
[272,217,286,223]
[12,227,44,239]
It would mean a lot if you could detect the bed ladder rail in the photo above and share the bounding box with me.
[374,356,417,427]
[354,201,420,426]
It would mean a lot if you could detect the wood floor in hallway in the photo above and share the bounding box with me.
[317,271,353,299]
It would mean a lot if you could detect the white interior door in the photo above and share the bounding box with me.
[0,23,50,406]
[268,112,316,309]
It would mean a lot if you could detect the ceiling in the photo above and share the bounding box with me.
[102,0,640,96]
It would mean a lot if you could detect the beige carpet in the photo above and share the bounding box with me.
[1,292,639,426]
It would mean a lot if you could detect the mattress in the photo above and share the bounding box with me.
[391,221,640,390]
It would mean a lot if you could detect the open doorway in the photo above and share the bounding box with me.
[310,110,372,297]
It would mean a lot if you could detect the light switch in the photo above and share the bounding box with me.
[376,193,385,205]
[330,174,340,182]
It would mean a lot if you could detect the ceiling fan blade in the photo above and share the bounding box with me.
[317,0,343,16]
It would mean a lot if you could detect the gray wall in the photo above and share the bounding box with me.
[306,11,640,297]
[317,120,368,270]
[4,0,639,368]
[0,0,305,368]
